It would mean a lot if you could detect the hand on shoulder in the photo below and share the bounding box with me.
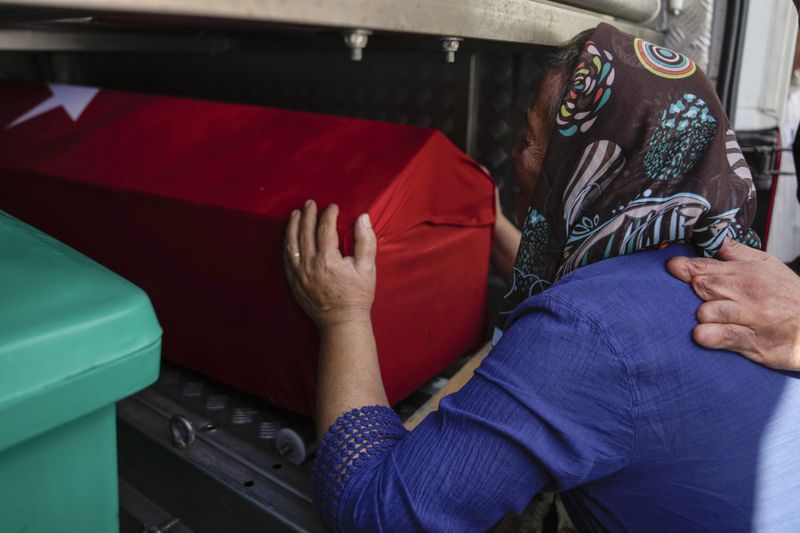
[667,238,800,371]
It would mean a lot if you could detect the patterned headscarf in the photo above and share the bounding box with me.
[502,23,759,315]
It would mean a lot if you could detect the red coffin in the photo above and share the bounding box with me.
[0,82,494,415]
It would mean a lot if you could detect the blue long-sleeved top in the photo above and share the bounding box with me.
[313,245,800,532]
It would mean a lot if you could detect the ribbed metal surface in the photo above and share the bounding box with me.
[50,47,471,149]
[117,382,327,532]
[664,0,715,72]
[472,50,545,206]
[158,363,301,447]
[155,357,440,447]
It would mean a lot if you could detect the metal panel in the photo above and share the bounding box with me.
[554,0,661,24]
[0,0,662,46]
[117,383,327,532]
[0,28,233,51]
[120,480,195,533]
[117,360,448,531]
[663,0,715,73]
[39,46,473,148]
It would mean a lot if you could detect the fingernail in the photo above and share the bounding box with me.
[360,213,371,229]
[291,209,300,217]
[305,199,312,208]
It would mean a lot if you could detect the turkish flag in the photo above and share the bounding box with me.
[0,82,494,415]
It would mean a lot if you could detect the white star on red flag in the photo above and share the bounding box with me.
[7,84,99,129]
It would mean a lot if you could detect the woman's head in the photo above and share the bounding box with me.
[504,23,759,313]
[515,30,594,223]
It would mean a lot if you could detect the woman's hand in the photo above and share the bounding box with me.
[284,200,377,329]
[492,187,522,283]
[284,200,386,435]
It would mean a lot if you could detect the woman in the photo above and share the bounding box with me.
[284,23,800,531]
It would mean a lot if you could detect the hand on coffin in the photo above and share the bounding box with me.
[667,237,800,371]
[284,200,377,330]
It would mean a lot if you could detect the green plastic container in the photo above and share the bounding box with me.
[0,211,162,533]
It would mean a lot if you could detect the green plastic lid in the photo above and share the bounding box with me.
[0,211,162,451]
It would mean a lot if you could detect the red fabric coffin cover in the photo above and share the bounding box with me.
[0,82,494,415]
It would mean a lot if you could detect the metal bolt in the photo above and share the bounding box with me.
[441,37,463,63]
[669,0,685,16]
[169,414,196,449]
[276,427,308,465]
[343,29,371,61]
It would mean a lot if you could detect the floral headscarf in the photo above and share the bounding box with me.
[502,23,759,314]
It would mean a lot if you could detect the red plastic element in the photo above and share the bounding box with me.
[0,82,495,415]
[761,129,783,251]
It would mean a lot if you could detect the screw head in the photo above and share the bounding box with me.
[275,427,307,465]
[170,415,197,449]
[440,37,463,63]
[343,29,372,61]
